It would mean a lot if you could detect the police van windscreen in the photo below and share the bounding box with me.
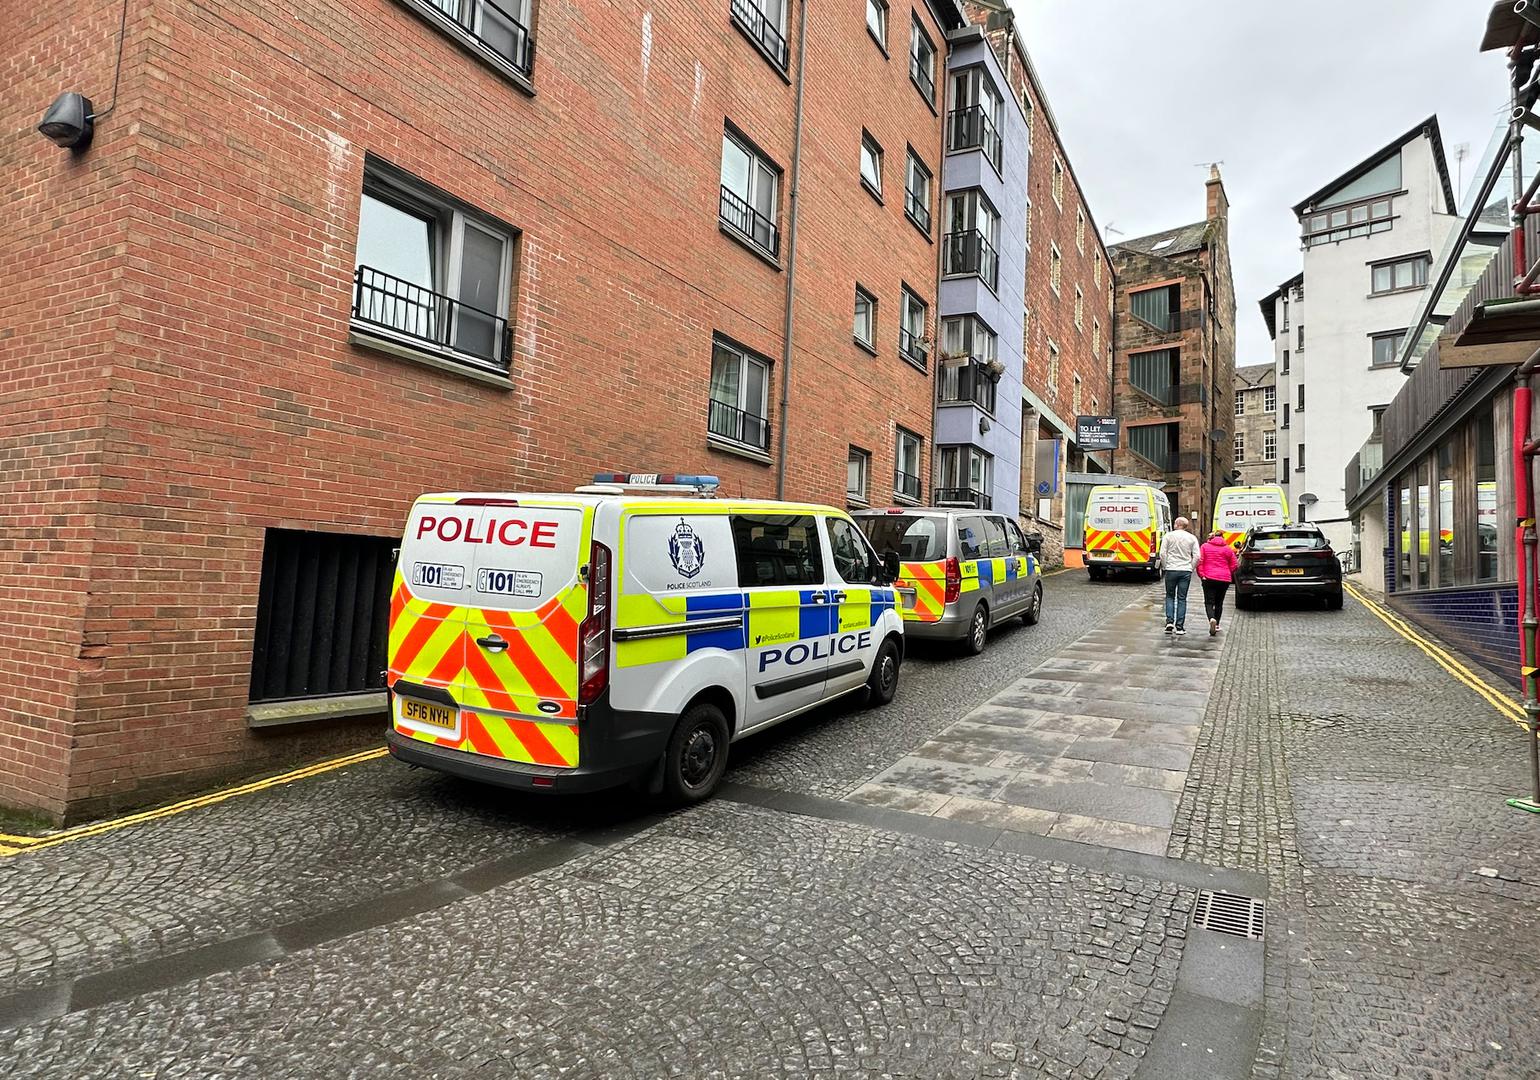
[1216,491,1285,531]
[857,514,946,562]
[1086,493,1151,530]
[401,500,586,611]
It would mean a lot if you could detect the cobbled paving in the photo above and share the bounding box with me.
[0,802,1191,1080]
[728,574,1144,798]
[1171,596,1540,1080]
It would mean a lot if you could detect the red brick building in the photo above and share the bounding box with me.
[2,0,967,820]
[1109,170,1238,528]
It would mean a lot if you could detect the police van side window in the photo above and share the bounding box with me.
[1004,518,1031,554]
[826,517,877,583]
[982,516,1010,558]
[957,516,986,560]
[731,514,825,587]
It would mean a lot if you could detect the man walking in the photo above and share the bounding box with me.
[1159,516,1201,635]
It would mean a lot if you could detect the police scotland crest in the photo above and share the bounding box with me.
[669,519,705,579]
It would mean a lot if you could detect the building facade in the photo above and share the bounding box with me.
[3,0,972,820]
[1108,171,1237,529]
[928,3,1115,567]
[1233,363,1278,487]
[1263,118,1458,552]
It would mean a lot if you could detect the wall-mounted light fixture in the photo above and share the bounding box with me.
[37,93,95,151]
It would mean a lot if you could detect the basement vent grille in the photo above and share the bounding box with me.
[1191,890,1265,940]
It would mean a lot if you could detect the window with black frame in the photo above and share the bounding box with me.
[720,129,780,256]
[708,337,771,452]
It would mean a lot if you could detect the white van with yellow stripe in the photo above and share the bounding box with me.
[852,507,1043,655]
[1083,484,1171,581]
[386,474,904,803]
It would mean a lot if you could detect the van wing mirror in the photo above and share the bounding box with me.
[1026,532,1044,556]
[881,550,902,584]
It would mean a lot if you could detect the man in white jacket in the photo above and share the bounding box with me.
[1159,517,1201,635]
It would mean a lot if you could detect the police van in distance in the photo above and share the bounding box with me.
[386,474,905,803]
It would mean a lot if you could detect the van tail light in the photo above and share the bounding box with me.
[943,557,962,604]
[578,541,612,705]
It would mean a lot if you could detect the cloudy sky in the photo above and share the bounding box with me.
[1011,0,1512,364]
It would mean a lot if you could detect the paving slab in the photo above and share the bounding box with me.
[842,593,1224,856]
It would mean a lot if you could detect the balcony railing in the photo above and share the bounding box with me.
[899,328,928,370]
[937,357,996,413]
[905,187,931,233]
[942,229,999,290]
[933,487,992,510]
[909,51,935,102]
[894,469,921,501]
[947,105,1002,169]
[425,0,533,77]
[707,398,771,452]
[729,0,789,70]
[351,265,512,371]
[720,185,780,257]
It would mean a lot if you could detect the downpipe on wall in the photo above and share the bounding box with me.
[1511,348,1540,812]
[773,0,809,500]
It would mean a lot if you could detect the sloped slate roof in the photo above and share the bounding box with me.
[1110,220,1209,259]
[1235,363,1274,389]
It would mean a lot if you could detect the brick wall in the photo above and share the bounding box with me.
[1,0,952,820]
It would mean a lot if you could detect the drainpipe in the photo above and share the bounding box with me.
[773,0,810,500]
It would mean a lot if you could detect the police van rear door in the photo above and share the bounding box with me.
[734,511,831,729]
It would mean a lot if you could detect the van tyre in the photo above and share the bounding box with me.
[661,703,730,804]
[1022,583,1043,626]
[864,637,902,707]
[965,603,989,655]
[1088,566,1106,582]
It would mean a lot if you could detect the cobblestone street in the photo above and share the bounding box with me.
[1,574,1537,1078]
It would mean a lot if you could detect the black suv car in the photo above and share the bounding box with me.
[1234,523,1343,610]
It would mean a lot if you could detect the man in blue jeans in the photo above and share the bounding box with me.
[1159,517,1201,635]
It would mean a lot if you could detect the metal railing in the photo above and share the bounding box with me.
[933,487,992,510]
[899,328,928,369]
[937,357,996,412]
[719,185,780,257]
[942,229,998,290]
[894,469,921,501]
[947,105,1002,169]
[427,0,533,76]
[905,186,931,232]
[351,265,512,370]
[909,50,935,102]
[707,398,771,451]
[729,0,789,69]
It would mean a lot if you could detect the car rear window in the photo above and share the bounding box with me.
[858,514,945,562]
[1251,530,1327,552]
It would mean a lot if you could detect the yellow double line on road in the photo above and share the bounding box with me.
[0,746,389,858]
[1343,581,1528,731]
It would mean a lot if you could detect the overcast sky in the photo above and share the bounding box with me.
[1011,0,1512,364]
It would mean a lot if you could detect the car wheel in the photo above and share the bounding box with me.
[864,636,902,707]
[1325,590,1343,611]
[1234,590,1252,611]
[965,603,989,655]
[661,702,730,804]
[1023,583,1043,626]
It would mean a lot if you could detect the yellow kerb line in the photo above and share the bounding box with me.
[1343,582,1527,729]
[0,747,389,858]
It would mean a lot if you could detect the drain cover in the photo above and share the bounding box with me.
[1192,890,1265,939]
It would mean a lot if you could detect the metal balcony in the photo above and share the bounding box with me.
[351,265,512,371]
[719,185,780,257]
[729,0,789,69]
[947,105,1002,170]
[425,0,533,77]
[937,357,997,413]
[707,398,771,452]
[933,487,992,510]
[942,229,999,290]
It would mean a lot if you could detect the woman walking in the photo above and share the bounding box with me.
[1196,529,1240,636]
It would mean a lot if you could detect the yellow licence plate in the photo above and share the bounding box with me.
[1272,568,1305,576]
[400,698,456,729]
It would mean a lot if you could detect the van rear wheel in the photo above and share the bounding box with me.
[964,603,989,655]
[1022,583,1043,626]
[661,703,730,804]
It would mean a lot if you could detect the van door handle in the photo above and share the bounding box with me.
[809,593,828,605]
[831,591,848,603]
[476,633,509,653]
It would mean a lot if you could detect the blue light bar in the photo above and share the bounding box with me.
[592,473,720,488]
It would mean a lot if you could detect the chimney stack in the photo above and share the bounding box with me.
[1206,165,1229,224]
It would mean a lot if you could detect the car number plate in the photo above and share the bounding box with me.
[400,698,456,730]
[1272,568,1305,576]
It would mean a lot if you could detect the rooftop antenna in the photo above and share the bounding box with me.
[1104,222,1125,239]
[1453,141,1471,196]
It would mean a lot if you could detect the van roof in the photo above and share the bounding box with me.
[415,492,840,514]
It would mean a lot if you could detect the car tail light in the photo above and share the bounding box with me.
[943,556,962,603]
[578,541,611,705]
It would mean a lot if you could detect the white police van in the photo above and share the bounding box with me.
[386,474,905,802]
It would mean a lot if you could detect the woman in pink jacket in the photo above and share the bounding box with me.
[1196,530,1241,636]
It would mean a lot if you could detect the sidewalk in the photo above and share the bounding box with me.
[1171,593,1540,1080]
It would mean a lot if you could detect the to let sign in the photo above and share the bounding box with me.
[1076,416,1119,450]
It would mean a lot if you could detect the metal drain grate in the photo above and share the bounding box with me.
[1191,890,1265,940]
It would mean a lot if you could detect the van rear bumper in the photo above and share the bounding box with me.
[385,690,675,794]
